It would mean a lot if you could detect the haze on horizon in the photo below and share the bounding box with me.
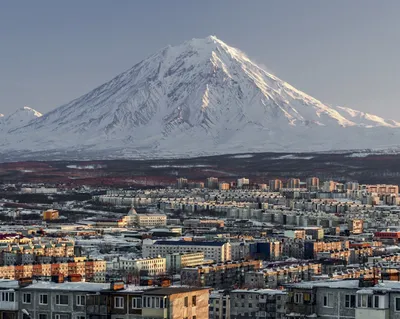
[1,0,400,119]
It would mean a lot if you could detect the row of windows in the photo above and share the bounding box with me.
[114,295,196,309]
[37,315,85,319]
[19,293,85,306]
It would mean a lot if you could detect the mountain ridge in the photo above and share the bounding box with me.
[1,36,400,160]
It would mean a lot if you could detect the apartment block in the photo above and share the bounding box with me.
[143,239,231,263]
[181,260,262,289]
[109,257,166,276]
[166,252,205,274]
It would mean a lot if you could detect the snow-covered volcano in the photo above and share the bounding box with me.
[1,36,400,160]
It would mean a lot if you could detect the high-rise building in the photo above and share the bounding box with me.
[219,182,230,190]
[269,179,283,191]
[345,181,359,191]
[322,180,337,192]
[306,177,320,191]
[206,177,219,189]
[176,177,188,189]
[237,177,250,188]
[287,178,301,189]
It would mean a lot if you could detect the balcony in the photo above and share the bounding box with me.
[0,301,18,311]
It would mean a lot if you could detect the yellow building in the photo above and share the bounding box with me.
[43,209,59,220]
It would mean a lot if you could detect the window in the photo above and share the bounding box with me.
[114,297,124,309]
[323,293,333,308]
[192,296,197,306]
[54,315,69,319]
[249,303,252,308]
[132,297,142,309]
[23,293,31,304]
[294,293,303,304]
[184,296,188,307]
[193,316,196,319]
[396,297,400,311]
[358,294,372,308]
[40,294,48,305]
[56,295,69,306]
[345,295,356,308]
[1,292,14,302]
[39,315,47,319]
[76,295,85,306]
[374,295,380,308]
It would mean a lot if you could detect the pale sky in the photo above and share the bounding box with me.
[1,0,399,119]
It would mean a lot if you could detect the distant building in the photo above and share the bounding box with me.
[237,178,250,188]
[181,260,261,288]
[306,177,320,191]
[109,257,166,276]
[287,178,301,189]
[206,177,219,189]
[42,209,59,221]
[135,213,167,228]
[166,252,205,273]
[176,177,188,189]
[219,182,230,190]
[269,179,283,191]
[143,239,231,262]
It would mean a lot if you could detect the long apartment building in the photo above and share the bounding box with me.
[108,257,166,276]
[166,252,205,274]
[143,239,231,262]
[0,260,106,282]
[0,279,209,319]
[181,260,262,289]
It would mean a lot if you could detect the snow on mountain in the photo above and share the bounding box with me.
[334,106,400,128]
[1,36,400,160]
[1,107,42,132]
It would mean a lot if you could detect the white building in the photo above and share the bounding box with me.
[109,256,166,276]
[143,239,231,263]
[237,178,250,188]
[135,213,167,227]
[165,252,205,273]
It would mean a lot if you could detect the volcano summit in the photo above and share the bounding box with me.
[1,36,400,160]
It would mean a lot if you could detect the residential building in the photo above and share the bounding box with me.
[230,289,287,319]
[269,180,283,192]
[86,284,210,319]
[177,178,188,189]
[109,257,166,276]
[143,240,231,262]
[42,209,59,221]
[166,252,205,274]
[209,290,230,319]
[237,178,250,188]
[181,260,262,288]
[207,177,219,189]
[306,177,320,191]
[287,178,301,189]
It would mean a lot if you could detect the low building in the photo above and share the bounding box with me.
[135,213,167,227]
